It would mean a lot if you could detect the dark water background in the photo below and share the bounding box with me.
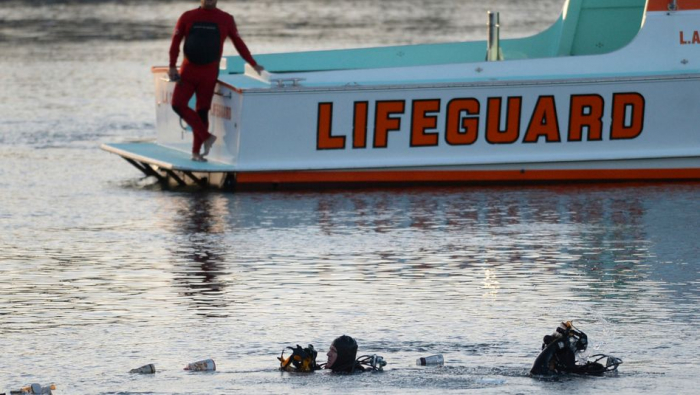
[1,1,699,394]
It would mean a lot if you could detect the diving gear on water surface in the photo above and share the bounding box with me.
[279,344,321,372]
[355,354,387,372]
[276,335,388,374]
[530,321,622,376]
[325,354,387,373]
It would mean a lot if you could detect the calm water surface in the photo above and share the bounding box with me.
[1,1,699,394]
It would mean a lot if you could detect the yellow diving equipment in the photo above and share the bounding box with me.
[278,344,320,372]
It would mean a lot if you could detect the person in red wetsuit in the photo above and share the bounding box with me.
[169,0,264,161]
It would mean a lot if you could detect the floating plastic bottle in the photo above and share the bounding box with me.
[130,364,156,374]
[184,359,216,372]
[11,384,55,394]
[416,354,444,366]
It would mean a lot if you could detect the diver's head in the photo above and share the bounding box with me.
[326,335,358,372]
[200,0,218,10]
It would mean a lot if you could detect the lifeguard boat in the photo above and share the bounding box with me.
[103,0,700,189]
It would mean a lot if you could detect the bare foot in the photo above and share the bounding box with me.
[191,153,208,162]
[202,134,217,156]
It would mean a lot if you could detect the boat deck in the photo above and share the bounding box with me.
[101,142,236,172]
[101,142,237,187]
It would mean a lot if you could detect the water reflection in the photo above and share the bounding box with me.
[209,186,697,315]
[168,193,231,318]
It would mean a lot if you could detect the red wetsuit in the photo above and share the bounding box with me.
[169,7,258,154]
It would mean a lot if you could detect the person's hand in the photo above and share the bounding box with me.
[168,67,181,82]
[253,64,265,75]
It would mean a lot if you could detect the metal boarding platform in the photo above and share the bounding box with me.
[100,141,237,189]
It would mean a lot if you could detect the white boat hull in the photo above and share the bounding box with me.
[150,72,700,186]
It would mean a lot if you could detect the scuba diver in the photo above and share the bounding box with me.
[530,321,622,376]
[325,335,388,373]
[278,335,386,373]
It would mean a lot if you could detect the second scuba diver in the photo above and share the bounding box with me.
[530,321,622,376]
[279,335,386,373]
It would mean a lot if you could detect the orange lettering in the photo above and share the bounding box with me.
[524,96,561,143]
[445,98,480,145]
[680,31,687,44]
[353,101,369,149]
[373,101,405,148]
[693,31,700,44]
[486,97,522,144]
[316,102,346,150]
[610,93,645,140]
[411,99,441,147]
[568,95,604,141]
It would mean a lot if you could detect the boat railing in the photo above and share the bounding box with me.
[486,11,502,62]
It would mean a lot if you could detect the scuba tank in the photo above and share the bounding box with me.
[530,321,622,376]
